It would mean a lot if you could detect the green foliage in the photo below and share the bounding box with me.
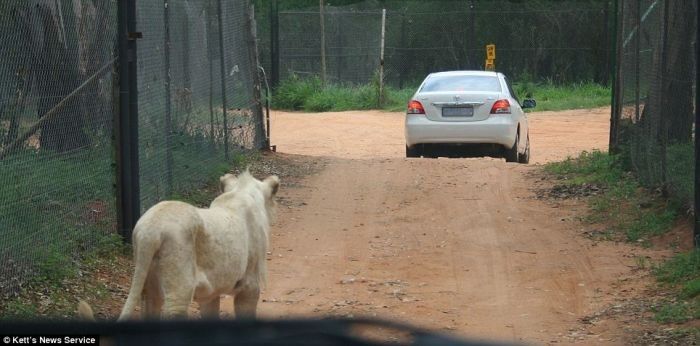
[273,76,609,113]
[650,250,700,324]
[654,302,694,324]
[665,143,695,210]
[514,81,611,112]
[545,150,621,184]
[655,251,700,285]
[545,151,676,243]
[272,75,415,112]
[1,300,38,320]
[274,75,323,110]
[681,278,700,299]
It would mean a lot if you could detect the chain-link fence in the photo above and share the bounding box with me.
[610,0,697,210]
[0,0,265,296]
[265,0,612,88]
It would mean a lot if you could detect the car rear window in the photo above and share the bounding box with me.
[420,75,502,92]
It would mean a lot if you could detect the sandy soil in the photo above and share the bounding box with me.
[212,107,670,344]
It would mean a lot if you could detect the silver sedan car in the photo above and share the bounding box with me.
[404,71,535,163]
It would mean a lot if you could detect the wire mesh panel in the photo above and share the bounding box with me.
[0,1,118,295]
[279,9,383,85]
[137,0,264,211]
[0,0,264,296]
[222,0,265,150]
[611,0,697,209]
[272,0,611,87]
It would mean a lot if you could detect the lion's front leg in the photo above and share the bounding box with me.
[234,286,260,319]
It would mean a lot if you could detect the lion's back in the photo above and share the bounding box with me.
[133,200,204,244]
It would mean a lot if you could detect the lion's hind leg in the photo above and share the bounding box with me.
[199,296,221,319]
[158,241,197,319]
[234,284,260,319]
[141,272,164,319]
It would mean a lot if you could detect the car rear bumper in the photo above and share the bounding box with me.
[404,114,518,148]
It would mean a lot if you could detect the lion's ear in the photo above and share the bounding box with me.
[219,173,236,192]
[263,175,280,198]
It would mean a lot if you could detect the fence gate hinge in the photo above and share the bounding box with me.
[128,32,143,40]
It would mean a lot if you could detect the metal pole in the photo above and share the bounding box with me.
[163,0,173,197]
[609,0,621,153]
[116,0,140,243]
[398,12,407,89]
[319,0,326,86]
[208,3,215,149]
[695,0,700,248]
[336,13,343,82]
[247,4,266,149]
[602,0,610,86]
[634,0,641,122]
[270,0,279,89]
[659,0,670,197]
[378,8,386,107]
[217,0,229,160]
[469,0,476,69]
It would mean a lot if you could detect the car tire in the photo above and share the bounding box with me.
[518,134,530,164]
[406,145,420,158]
[504,132,519,163]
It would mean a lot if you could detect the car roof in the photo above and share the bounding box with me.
[427,70,501,78]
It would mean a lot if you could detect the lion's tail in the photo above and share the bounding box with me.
[77,300,96,321]
[118,228,161,321]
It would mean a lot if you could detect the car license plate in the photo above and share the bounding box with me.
[442,107,473,117]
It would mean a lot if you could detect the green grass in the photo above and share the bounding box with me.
[514,81,611,112]
[272,75,611,113]
[273,75,416,112]
[652,250,700,323]
[545,150,676,243]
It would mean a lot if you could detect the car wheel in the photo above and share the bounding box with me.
[518,134,530,164]
[504,132,519,163]
[406,145,420,158]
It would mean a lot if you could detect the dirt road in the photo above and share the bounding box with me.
[223,107,658,344]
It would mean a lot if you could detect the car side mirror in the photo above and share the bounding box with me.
[522,98,536,109]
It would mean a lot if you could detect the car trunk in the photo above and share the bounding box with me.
[418,91,502,122]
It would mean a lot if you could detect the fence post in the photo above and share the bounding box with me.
[116,0,140,243]
[217,0,229,160]
[270,0,279,89]
[468,0,476,69]
[319,0,326,86]
[336,13,343,82]
[247,4,266,149]
[378,9,386,107]
[601,0,610,86]
[399,12,407,89]
[163,0,174,197]
[609,0,622,153]
[695,0,700,248]
[208,3,215,149]
[634,0,641,122]
[659,0,670,197]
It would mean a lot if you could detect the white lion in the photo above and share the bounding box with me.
[79,170,279,320]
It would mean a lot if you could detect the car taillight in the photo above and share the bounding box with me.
[407,100,425,114]
[490,99,511,114]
